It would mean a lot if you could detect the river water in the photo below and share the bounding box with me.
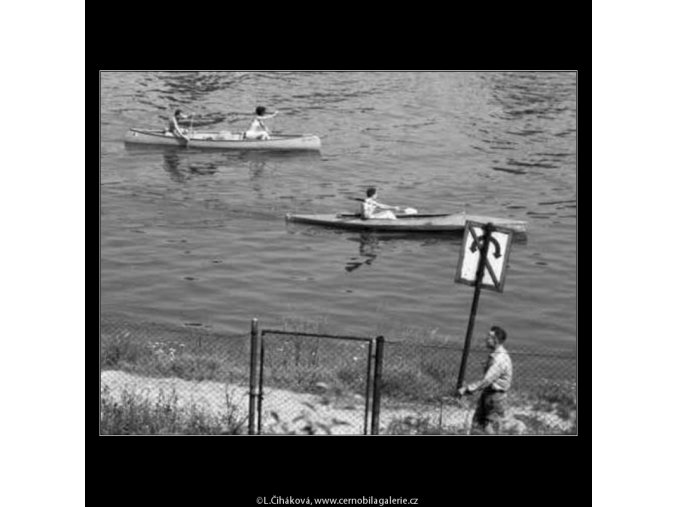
[100,71,576,351]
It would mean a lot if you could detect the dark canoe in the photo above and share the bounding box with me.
[285,213,528,233]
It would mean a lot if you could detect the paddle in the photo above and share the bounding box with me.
[349,197,419,217]
[337,212,449,219]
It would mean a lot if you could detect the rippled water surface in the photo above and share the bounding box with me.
[101,71,576,351]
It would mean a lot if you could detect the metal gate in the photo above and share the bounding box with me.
[248,319,382,435]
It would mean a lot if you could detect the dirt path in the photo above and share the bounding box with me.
[100,371,573,434]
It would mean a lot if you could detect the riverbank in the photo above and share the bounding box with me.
[100,370,576,435]
[100,316,576,434]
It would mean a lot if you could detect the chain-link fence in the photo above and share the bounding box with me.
[100,315,576,435]
[100,315,251,435]
[380,341,576,435]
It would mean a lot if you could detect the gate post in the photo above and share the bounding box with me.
[363,338,375,435]
[370,336,385,435]
[248,318,261,435]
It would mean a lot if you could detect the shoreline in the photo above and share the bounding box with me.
[100,370,576,435]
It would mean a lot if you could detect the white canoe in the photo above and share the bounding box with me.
[124,128,321,151]
[285,213,528,233]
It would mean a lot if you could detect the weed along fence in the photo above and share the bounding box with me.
[100,314,577,435]
[100,315,253,435]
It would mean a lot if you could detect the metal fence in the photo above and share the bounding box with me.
[255,328,375,435]
[380,341,576,435]
[100,315,576,435]
[100,315,252,435]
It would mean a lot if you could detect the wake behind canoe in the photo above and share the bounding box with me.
[285,213,528,233]
[124,128,321,151]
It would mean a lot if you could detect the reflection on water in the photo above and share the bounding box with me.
[342,233,469,273]
[163,151,185,183]
[237,149,322,164]
[248,158,267,197]
[157,149,320,185]
[344,233,381,272]
[162,151,221,183]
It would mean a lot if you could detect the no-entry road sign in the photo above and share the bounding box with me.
[455,221,514,293]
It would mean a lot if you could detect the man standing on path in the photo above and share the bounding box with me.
[458,326,513,434]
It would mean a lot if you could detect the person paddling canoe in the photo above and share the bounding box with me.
[360,187,402,220]
[167,109,191,143]
[244,106,278,140]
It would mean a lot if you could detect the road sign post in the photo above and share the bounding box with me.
[454,221,514,390]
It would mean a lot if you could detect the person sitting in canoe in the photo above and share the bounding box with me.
[244,106,278,140]
[360,187,401,220]
[167,109,191,143]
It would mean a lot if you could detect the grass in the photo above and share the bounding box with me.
[101,330,150,367]
[100,316,577,435]
[100,386,247,435]
[101,328,249,384]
